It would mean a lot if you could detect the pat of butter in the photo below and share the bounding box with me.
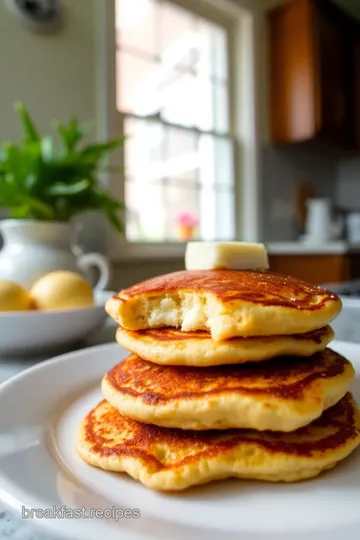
[185,242,269,271]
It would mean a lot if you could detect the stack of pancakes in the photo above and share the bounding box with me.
[77,270,360,491]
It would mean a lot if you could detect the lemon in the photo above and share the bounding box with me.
[0,280,34,312]
[30,271,94,310]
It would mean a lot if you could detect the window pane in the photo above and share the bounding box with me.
[123,119,235,241]
[214,137,233,187]
[198,135,215,189]
[125,179,166,241]
[168,126,196,158]
[115,2,230,133]
[164,182,200,241]
[213,25,228,81]
[214,83,229,133]
[196,20,228,81]
[161,73,213,130]
[198,135,233,187]
[160,2,196,70]
[116,51,161,115]
[160,77,228,132]
[115,0,158,56]
[124,117,164,180]
[165,127,198,182]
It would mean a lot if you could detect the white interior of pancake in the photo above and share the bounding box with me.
[147,295,209,330]
[138,293,217,333]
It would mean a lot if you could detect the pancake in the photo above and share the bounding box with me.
[101,349,354,432]
[115,326,334,366]
[76,393,360,491]
[105,270,341,340]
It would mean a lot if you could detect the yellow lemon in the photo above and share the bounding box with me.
[30,271,94,310]
[0,280,34,312]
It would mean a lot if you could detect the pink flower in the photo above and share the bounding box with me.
[175,212,199,227]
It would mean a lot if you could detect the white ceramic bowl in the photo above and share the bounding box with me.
[0,290,114,355]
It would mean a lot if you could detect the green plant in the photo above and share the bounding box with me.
[0,102,125,232]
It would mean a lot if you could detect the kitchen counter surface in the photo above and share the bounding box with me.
[267,241,360,255]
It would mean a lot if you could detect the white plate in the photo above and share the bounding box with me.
[0,290,113,355]
[0,341,359,540]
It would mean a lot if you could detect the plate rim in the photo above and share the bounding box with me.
[0,341,117,390]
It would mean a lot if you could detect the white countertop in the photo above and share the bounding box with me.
[267,241,360,255]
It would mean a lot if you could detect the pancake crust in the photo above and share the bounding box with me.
[105,270,341,340]
[76,393,360,491]
[101,349,354,431]
[115,326,334,366]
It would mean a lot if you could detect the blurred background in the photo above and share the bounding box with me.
[1,0,360,298]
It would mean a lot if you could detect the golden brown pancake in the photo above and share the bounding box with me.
[105,270,341,340]
[101,349,354,431]
[115,326,334,366]
[76,393,360,491]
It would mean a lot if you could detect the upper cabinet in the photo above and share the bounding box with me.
[268,0,359,150]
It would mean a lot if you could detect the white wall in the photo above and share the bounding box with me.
[0,0,96,141]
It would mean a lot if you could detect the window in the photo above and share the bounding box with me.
[115,0,235,243]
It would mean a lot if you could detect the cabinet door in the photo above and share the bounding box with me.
[268,255,347,284]
[314,1,356,148]
[269,0,317,142]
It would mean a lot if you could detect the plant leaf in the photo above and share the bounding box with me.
[0,175,20,207]
[45,179,91,196]
[24,196,55,219]
[10,205,30,219]
[93,188,126,233]
[53,117,93,155]
[103,207,125,234]
[55,118,80,154]
[0,142,41,193]
[1,104,126,233]
[95,188,126,210]
[25,174,37,191]
[14,102,41,143]
[41,137,55,162]
[5,192,54,220]
[80,137,125,163]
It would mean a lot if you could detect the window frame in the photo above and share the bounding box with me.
[95,0,265,261]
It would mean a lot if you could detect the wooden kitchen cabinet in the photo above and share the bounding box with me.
[268,0,358,149]
[269,253,360,285]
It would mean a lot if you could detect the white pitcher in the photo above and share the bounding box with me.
[304,198,342,242]
[0,219,110,289]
